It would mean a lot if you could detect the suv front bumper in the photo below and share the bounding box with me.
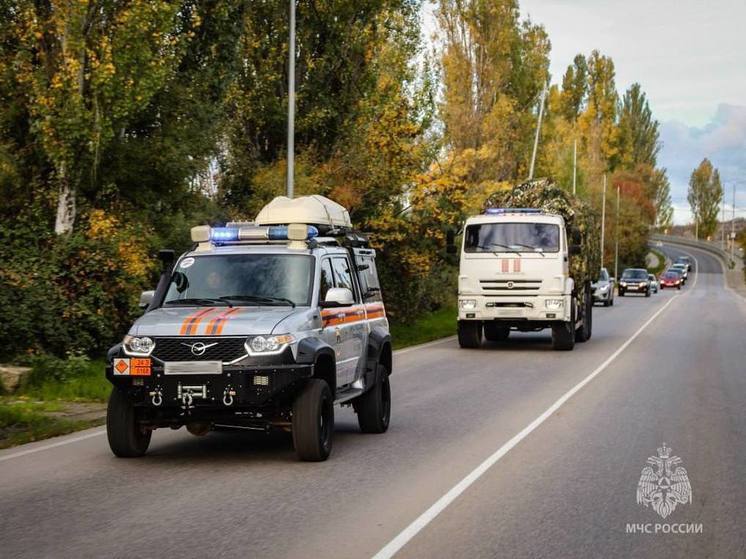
[458,294,572,322]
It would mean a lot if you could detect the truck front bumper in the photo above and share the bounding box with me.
[458,294,572,322]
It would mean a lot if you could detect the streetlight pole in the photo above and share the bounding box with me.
[572,139,577,195]
[732,182,737,263]
[614,184,620,280]
[286,0,296,199]
[528,81,546,181]
[600,174,606,268]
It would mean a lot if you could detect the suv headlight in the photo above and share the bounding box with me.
[246,334,295,356]
[545,299,564,310]
[123,335,155,356]
[459,299,477,310]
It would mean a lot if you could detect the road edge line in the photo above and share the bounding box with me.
[372,293,680,559]
[0,428,106,463]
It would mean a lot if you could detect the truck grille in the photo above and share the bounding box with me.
[151,337,248,363]
[480,279,542,295]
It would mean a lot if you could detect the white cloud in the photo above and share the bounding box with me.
[660,104,746,224]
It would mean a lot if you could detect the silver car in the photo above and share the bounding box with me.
[592,267,615,306]
[105,223,392,462]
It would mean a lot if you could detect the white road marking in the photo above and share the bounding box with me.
[0,429,105,463]
[393,336,456,356]
[372,291,681,559]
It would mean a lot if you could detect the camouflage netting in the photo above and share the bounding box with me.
[484,179,601,286]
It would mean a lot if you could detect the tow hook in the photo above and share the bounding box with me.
[223,387,236,406]
[149,388,163,407]
[177,384,207,410]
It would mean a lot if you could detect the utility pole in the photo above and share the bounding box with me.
[722,195,726,249]
[614,184,620,280]
[601,174,606,268]
[572,139,577,195]
[528,81,547,181]
[732,182,737,263]
[286,0,296,198]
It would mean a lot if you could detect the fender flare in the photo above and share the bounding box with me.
[366,325,392,384]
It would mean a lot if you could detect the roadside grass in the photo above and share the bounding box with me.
[0,358,109,450]
[20,358,110,402]
[391,304,457,350]
[0,398,103,449]
[648,247,668,276]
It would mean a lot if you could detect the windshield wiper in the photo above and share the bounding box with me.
[218,295,296,308]
[476,243,522,256]
[511,243,546,257]
[164,298,232,307]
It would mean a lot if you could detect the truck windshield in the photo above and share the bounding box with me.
[163,254,313,307]
[464,223,560,253]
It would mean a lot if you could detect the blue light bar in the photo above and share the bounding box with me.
[209,225,319,243]
[210,227,240,241]
[485,208,543,215]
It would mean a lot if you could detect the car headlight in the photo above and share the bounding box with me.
[246,334,295,356]
[599,284,609,292]
[640,282,648,287]
[620,281,627,286]
[459,299,477,310]
[123,335,155,356]
[545,299,564,310]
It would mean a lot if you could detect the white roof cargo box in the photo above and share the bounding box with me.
[255,195,352,229]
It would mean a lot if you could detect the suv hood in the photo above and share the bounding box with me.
[130,306,302,337]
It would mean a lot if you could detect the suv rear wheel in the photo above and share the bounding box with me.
[107,388,151,457]
[292,379,333,461]
[458,320,482,348]
[353,364,391,434]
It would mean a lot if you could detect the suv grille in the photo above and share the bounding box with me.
[151,337,248,363]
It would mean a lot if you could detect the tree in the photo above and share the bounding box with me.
[688,158,723,239]
[559,54,587,122]
[617,83,659,168]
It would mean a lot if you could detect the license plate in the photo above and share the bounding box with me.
[496,308,522,317]
[164,361,222,375]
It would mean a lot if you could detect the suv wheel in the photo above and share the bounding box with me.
[106,388,151,457]
[353,364,391,434]
[484,323,510,342]
[292,379,333,461]
[458,320,482,348]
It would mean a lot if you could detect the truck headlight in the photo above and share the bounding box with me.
[459,299,477,310]
[123,335,155,356]
[246,334,295,356]
[545,299,564,310]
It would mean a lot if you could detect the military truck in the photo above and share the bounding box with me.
[456,180,600,351]
[105,196,392,461]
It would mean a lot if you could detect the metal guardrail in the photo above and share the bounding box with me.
[650,234,736,269]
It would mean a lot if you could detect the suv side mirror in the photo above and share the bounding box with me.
[321,287,354,308]
[139,290,155,309]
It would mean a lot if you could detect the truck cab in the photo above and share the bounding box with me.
[457,208,592,351]
[105,196,392,461]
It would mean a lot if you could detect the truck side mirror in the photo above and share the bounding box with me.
[570,244,582,255]
[321,287,354,308]
[139,290,155,309]
[446,230,457,254]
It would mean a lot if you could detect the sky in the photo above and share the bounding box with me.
[424,1,746,224]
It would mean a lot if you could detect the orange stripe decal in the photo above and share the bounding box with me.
[179,308,213,336]
[205,308,241,335]
[189,308,219,335]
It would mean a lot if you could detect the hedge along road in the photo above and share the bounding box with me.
[1,245,744,559]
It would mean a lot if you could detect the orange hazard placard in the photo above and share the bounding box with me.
[130,358,151,376]
[113,358,130,375]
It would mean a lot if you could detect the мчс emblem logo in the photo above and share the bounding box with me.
[636,443,692,519]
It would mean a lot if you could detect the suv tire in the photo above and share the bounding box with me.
[458,320,482,348]
[353,364,391,434]
[107,388,151,458]
[292,379,333,462]
[484,323,510,342]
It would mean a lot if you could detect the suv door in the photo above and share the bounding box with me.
[329,256,366,386]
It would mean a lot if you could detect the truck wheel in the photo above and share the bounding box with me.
[575,290,592,342]
[484,323,510,342]
[458,320,482,348]
[292,379,333,461]
[552,321,575,350]
[106,388,151,458]
[353,364,391,434]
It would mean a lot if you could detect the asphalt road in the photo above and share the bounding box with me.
[1,244,744,559]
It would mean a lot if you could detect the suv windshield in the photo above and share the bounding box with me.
[622,269,648,280]
[464,222,560,253]
[164,254,314,306]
